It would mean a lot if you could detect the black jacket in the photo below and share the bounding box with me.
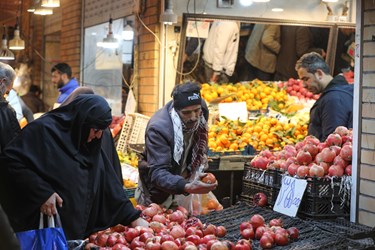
[308,75,353,141]
[138,100,209,205]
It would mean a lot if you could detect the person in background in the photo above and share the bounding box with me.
[5,88,34,124]
[0,62,21,250]
[295,52,353,141]
[51,62,79,104]
[203,21,240,83]
[0,94,148,240]
[275,26,313,81]
[21,85,45,114]
[135,81,217,208]
[244,24,281,81]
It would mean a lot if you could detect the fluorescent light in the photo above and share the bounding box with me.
[322,0,338,2]
[239,0,253,7]
[41,0,60,8]
[272,8,284,12]
[252,0,270,2]
[34,6,53,15]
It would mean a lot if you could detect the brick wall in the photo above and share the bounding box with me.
[358,0,375,227]
[137,0,161,116]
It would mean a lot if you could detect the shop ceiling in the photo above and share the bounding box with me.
[0,0,20,26]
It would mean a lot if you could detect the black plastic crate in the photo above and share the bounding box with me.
[243,163,282,188]
[298,195,349,219]
[304,175,351,199]
[240,180,280,206]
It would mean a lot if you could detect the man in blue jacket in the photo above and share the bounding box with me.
[51,63,79,104]
[295,52,353,141]
[135,82,217,208]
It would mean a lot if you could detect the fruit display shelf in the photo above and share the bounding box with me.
[197,202,353,249]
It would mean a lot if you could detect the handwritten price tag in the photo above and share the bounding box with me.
[273,176,307,217]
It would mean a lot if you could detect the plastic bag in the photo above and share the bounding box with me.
[175,166,222,215]
[16,212,68,250]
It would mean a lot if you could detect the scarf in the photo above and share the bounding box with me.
[171,108,208,172]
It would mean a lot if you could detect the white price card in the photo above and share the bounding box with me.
[273,176,307,217]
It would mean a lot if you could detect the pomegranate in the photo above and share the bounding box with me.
[296,150,313,165]
[186,227,203,238]
[170,225,185,239]
[96,233,109,247]
[345,165,352,176]
[334,126,349,136]
[161,240,178,250]
[184,217,203,230]
[304,135,320,145]
[317,142,327,152]
[210,241,228,250]
[112,224,127,233]
[260,150,273,158]
[234,239,252,250]
[203,224,217,236]
[284,144,297,156]
[269,218,283,227]
[328,165,344,177]
[320,162,330,174]
[139,232,154,243]
[240,221,253,231]
[295,141,305,151]
[241,228,254,240]
[200,234,217,245]
[176,206,189,218]
[160,234,174,244]
[253,192,267,207]
[201,173,217,184]
[287,227,299,240]
[340,144,352,161]
[259,234,274,249]
[250,156,269,170]
[255,226,267,240]
[112,243,130,250]
[309,164,325,177]
[143,206,159,218]
[169,210,185,224]
[186,234,201,245]
[274,232,289,246]
[106,234,118,247]
[320,147,336,163]
[216,226,227,238]
[325,133,342,147]
[333,155,349,169]
[296,165,309,178]
[303,143,319,158]
[287,163,299,176]
[152,214,167,224]
[130,237,145,249]
[145,238,161,250]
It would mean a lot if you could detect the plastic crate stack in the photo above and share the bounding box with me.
[240,163,352,219]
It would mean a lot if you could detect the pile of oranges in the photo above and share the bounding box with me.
[208,117,308,152]
[201,80,289,111]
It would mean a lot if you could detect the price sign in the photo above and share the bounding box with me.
[273,176,307,217]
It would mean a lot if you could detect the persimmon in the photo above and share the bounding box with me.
[206,199,219,210]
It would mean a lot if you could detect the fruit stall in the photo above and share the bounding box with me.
[85,79,375,250]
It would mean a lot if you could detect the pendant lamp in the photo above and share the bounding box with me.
[9,18,25,50]
[41,0,60,8]
[0,26,15,61]
[97,18,119,48]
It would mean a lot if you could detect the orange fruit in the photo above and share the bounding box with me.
[207,199,219,210]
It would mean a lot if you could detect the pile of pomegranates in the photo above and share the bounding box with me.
[250,126,353,179]
[240,214,299,249]
[85,203,249,250]
[277,78,319,101]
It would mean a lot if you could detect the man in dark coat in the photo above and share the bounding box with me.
[0,94,147,240]
[295,52,353,141]
[135,82,217,208]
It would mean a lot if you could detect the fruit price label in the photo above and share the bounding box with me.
[273,176,307,217]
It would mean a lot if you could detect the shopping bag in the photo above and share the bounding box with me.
[16,212,68,250]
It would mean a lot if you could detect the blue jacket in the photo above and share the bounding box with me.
[137,100,209,205]
[308,75,353,141]
[57,78,79,103]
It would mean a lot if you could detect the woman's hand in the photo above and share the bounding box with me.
[40,192,63,216]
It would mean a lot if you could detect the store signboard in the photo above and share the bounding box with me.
[274,176,307,217]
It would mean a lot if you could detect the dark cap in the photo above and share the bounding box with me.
[172,82,202,110]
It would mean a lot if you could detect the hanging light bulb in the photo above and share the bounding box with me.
[27,0,38,12]
[97,17,119,48]
[160,0,177,25]
[9,17,25,50]
[0,26,15,61]
[34,5,53,15]
[252,0,270,2]
[122,20,134,40]
[41,0,60,8]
